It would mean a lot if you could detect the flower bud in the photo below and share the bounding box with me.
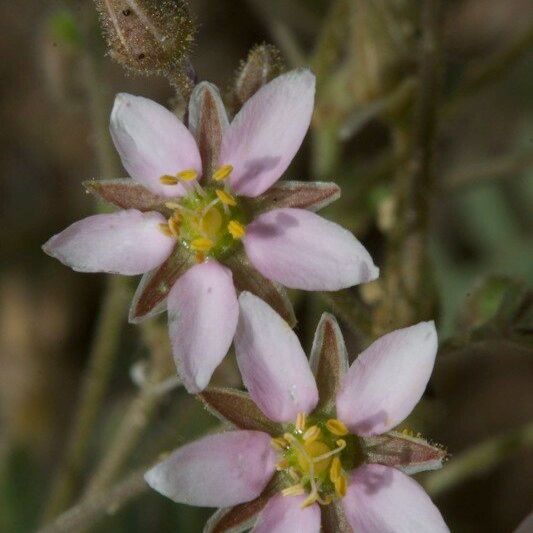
[94,0,195,88]
[233,43,284,110]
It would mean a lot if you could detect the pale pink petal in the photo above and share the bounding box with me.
[168,260,238,393]
[220,69,315,197]
[253,494,321,533]
[243,208,379,290]
[110,93,202,196]
[342,464,449,533]
[336,322,438,436]
[514,512,533,533]
[145,430,276,508]
[235,292,318,423]
[42,210,174,275]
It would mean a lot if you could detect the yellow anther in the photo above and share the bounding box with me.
[213,164,233,181]
[271,437,289,451]
[158,223,173,237]
[282,484,305,497]
[276,459,289,471]
[334,473,347,498]
[216,189,237,206]
[227,220,246,239]
[295,412,306,432]
[326,419,349,436]
[190,237,213,252]
[177,169,198,182]
[195,252,206,263]
[160,175,179,185]
[164,201,181,210]
[301,492,319,508]
[168,217,181,237]
[329,456,341,483]
[303,425,321,443]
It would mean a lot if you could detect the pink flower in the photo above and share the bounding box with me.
[43,69,378,393]
[145,292,449,532]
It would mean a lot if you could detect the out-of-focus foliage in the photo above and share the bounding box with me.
[0,1,531,532]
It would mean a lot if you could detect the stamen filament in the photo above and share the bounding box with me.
[282,484,305,497]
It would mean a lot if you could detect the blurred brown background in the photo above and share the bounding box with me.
[0,0,532,532]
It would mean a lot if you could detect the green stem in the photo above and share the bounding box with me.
[423,421,533,497]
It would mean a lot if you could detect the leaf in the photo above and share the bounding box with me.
[309,313,349,413]
[320,500,353,533]
[204,475,281,533]
[199,387,282,435]
[84,179,173,213]
[223,251,296,327]
[188,82,229,179]
[128,246,193,323]
[248,180,341,215]
[362,430,448,475]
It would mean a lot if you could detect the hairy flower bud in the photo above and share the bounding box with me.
[232,43,284,110]
[94,0,195,90]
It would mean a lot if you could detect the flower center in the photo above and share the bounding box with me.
[272,412,362,508]
[158,166,247,261]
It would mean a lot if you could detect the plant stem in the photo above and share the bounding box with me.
[83,322,177,497]
[38,467,149,533]
[423,421,533,497]
[379,0,442,330]
[41,6,126,521]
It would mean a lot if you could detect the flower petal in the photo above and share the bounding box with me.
[235,292,318,423]
[253,494,321,533]
[110,93,201,196]
[204,475,282,533]
[342,464,449,532]
[243,208,379,290]
[168,260,238,393]
[336,322,438,436]
[42,210,174,275]
[145,430,276,508]
[221,69,315,197]
[223,249,296,327]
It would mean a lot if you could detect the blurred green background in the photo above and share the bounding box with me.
[0,0,532,532]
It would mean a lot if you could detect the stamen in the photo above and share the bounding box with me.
[215,189,237,206]
[168,215,181,237]
[271,437,289,451]
[158,223,173,237]
[160,175,179,185]
[190,237,213,252]
[334,473,347,498]
[164,201,181,210]
[303,425,321,443]
[228,220,246,239]
[326,419,349,436]
[295,412,306,433]
[329,457,341,483]
[177,169,198,182]
[282,484,305,497]
[276,459,289,471]
[212,164,233,182]
[312,439,347,463]
[195,252,206,263]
